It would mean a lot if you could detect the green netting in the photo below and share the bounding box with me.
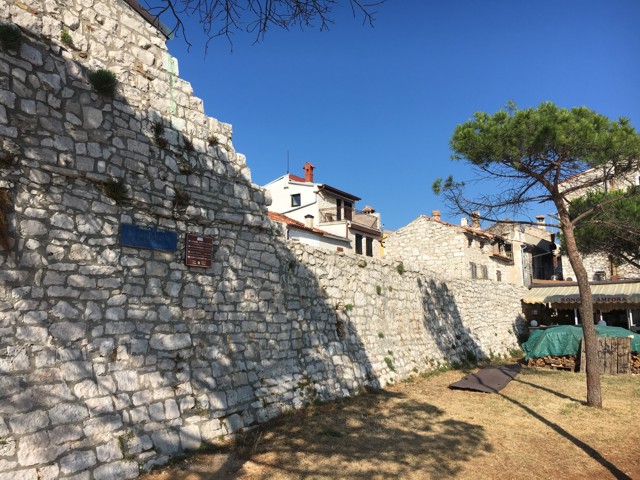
[522,325,640,360]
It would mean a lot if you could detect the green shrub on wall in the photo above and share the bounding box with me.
[89,69,117,96]
[0,24,22,51]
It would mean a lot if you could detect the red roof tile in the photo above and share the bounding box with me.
[288,174,307,183]
[268,211,347,240]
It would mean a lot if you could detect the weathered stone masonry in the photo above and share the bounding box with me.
[0,1,526,478]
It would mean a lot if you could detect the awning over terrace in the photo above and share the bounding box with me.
[523,280,640,311]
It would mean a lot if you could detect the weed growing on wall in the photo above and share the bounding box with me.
[182,136,194,153]
[173,188,190,210]
[177,159,193,175]
[0,151,15,169]
[152,121,168,148]
[376,285,382,295]
[103,179,127,203]
[396,262,405,275]
[89,69,117,96]
[208,135,219,147]
[0,24,22,51]
[384,357,396,372]
[60,29,73,47]
[0,190,11,252]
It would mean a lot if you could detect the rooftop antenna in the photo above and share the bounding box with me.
[286,150,290,174]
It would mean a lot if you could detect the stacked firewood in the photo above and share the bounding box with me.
[527,353,640,373]
[526,355,577,371]
[632,354,640,374]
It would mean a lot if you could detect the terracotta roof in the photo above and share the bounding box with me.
[268,211,348,240]
[288,173,307,183]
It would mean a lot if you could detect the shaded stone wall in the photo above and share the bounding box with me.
[0,1,525,478]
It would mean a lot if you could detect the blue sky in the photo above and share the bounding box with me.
[153,0,640,230]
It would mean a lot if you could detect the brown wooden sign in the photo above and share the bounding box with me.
[185,234,213,267]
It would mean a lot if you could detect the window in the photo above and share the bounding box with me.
[291,194,301,207]
[344,201,353,221]
[481,265,488,279]
[336,199,342,221]
[355,234,363,255]
[470,262,477,279]
[365,237,373,257]
[496,270,502,282]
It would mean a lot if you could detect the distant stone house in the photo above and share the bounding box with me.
[559,164,640,281]
[385,211,559,287]
[263,163,383,257]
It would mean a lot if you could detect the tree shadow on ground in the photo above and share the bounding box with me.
[499,383,631,480]
[156,388,492,480]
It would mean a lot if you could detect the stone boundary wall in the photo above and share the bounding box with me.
[0,1,526,478]
[283,239,527,388]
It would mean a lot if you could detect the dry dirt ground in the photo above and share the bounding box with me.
[142,367,640,480]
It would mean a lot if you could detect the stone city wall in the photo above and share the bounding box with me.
[0,1,526,478]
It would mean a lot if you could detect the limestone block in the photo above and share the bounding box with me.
[93,461,139,480]
[83,415,123,440]
[164,399,180,420]
[20,219,47,236]
[49,402,89,425]
[151,429,180,454]
[179,424,201,450]
[49,321,85,341]
[0,90,16,108]
[112,371,139,391]
[149,333,192,351]
[17,431,66,466]
[96,439,123,463]
[62,361,93,381]
[9,410,49,434]
[85,396,115,416]
[82,106,103,129]
[59,449,96,474]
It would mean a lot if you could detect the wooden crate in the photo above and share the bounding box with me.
[579,337,631,375]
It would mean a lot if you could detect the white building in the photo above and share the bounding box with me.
[263,163,383,257]
[268,211,351,251]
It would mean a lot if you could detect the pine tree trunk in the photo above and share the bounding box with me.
[558,206,602,408]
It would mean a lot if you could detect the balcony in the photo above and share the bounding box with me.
[319,207,380,230]
[490,249,514,264]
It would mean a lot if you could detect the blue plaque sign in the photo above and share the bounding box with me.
[120,224,178,251]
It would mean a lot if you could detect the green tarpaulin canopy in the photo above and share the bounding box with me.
[522,325,640,360]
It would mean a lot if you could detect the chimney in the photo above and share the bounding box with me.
[471,211,481,229]
[431,210,441,221]
[303,162,315,183]
[304,214,314,229]
[536,215,546,230]
[461,217,468,227]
